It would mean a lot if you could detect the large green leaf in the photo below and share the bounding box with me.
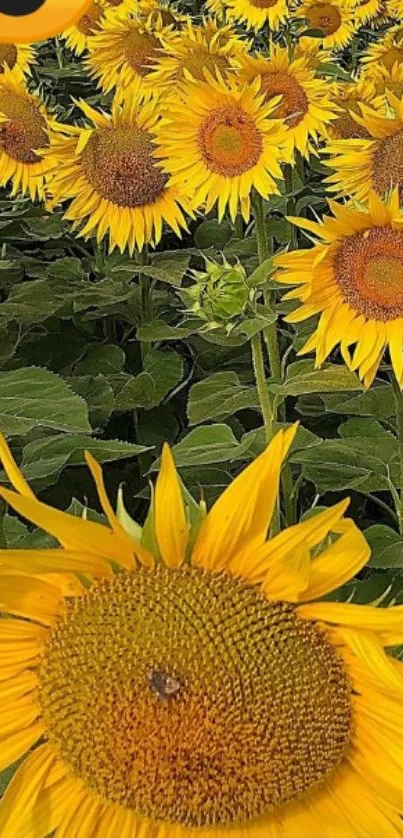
[365,525,403,569]
[0,368,91,436]
[279,360,362,396]
[116,349,183,410]
[152,424,256,469]
[187,372,260,425]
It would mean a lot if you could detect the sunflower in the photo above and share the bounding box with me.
[238,46,338,158]
[328,77,377,139]
[324,90,403,202]
[61,0,106,56]
[0,42,36,80]
[352,0,385,25]
[151,20,247,90]
[274,190,403,387]
[154,74,288,223]
[296,0,356,51]
[360,27,403,79]
[0,70,53,202]
[372,62,403,109]
[86,15,173,95]
[102,0,136,18]
[224,0,288,32]
[46,88,189,254]
[364,0,397,25]
[292,38,333,70]
[136,0,189,27]
[1,424,403,836]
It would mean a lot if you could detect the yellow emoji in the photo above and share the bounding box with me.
[0,0,93,44]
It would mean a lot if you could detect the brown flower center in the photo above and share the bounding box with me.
[38,566,353,827]
[181,48,230,81]
[372,128,403,200]
[331,99,371,139]
[76,1,104,35]
[335,226,403,320]
[248,0,279,7]
[261,71,309,128]
[198,105,263,176]
[0,89,48,165]
[379,46,403,71]
[306,3,342,35]
[123,28,162,76]
[80,125,168,207]
[0,44,17,72]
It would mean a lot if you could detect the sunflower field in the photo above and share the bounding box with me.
[2,0,403,834]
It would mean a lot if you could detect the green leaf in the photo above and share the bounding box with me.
[365,525,403,569]
[245,257,275,289]
[0,368,91,436]
[11,435,149,487]
[320,385,395,419]
[280,361,362,396]
[194,220,233,250]
[74,345,125,376]
[136,320,198,342]
[187,372,259,425]
[69,375,115,428]
[136,252,190,287]
[152,424,256,469]
[116,349,183,410]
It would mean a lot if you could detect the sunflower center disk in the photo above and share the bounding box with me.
[77,3,104,35]
[332,101,371,140]
[80,126,168,207]
[261,72,308,128]
[38,566,353,827]
[0,90,48,164]
[0,44,17,72]
[249,0,279,8]
[372,129,403,200]
[380,46,403,70]
[123,29,161,76]
[306,4,342,35]
[335,227,403,319]
[182,50,230,81]
[199,105,263,176]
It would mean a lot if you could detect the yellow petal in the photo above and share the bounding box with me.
[56,790,105,838]
[18,775,84,838]
[0,575,63,625]
[0,722,45,772]
[0,743,59,832]
[0,432,35,499]
[0,548,113,578]
[85,451,153,569]
[1,670,37,701]
[192,425,297,572]
[297,601,403,635]
[0,487,136,569]
[298,519,370,602]
[261,544,311,601]
[154,444,188,568]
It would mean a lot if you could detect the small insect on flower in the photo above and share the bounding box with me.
[148,669,182,700]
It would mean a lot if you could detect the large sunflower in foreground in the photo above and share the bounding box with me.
[46,89,189,253]
[1,425,403,836]
[151,20,247,89]
[0,42,35,80]
[274,190,403,387]
[154,74,288,222]
[86,15,173,95]
[238,47,338,158]
[295,0,356,50]
[0,71,53,201]
[324,90,403,201]
[61,0,105,55]
[327,77,377,139]
[224,0,288,32]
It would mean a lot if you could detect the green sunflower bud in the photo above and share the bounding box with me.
[188,256,250,326]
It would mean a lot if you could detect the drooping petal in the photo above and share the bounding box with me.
[0,432,35,499]
[0,744,64,834]
[298,519,370,602]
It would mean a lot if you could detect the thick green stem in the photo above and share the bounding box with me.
[251,332,274,444]
[392,375,403,535]
[284,164,297,250]
[252,193,281,381]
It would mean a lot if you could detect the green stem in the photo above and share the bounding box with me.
[234,214,243,238]
[284,164,297,249]
[251,332,274,444]
[252,192,281,381]
[138,246,151,360]
[392,375,403,534]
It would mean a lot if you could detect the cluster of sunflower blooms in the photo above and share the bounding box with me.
[3,0,403,835]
